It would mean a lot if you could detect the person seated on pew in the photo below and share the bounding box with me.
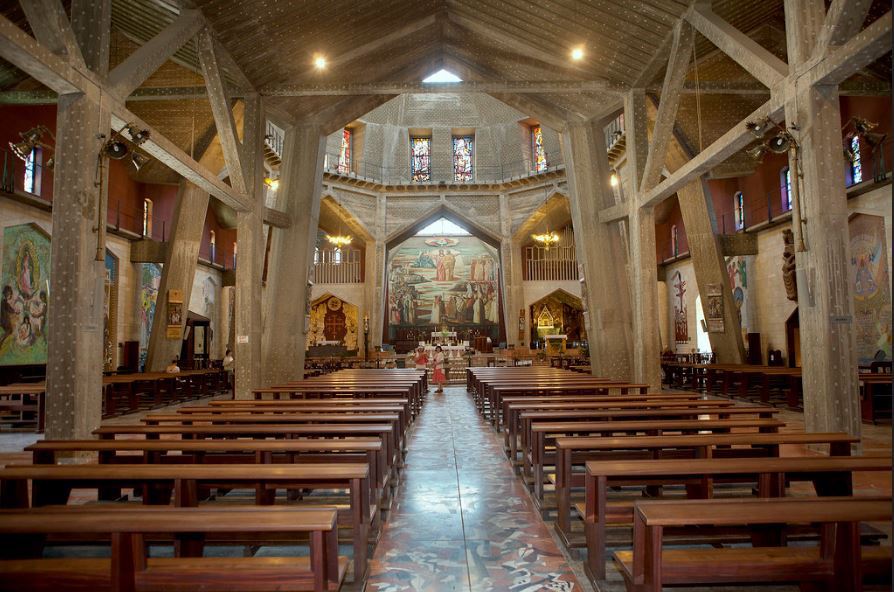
[165,358,181,374]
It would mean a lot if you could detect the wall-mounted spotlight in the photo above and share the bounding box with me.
[125,124,151,146]
[103,138,129,160]
[9,124,55,165]
[131,152,149,171]
[744,118,773,138]
[609,168,619,187]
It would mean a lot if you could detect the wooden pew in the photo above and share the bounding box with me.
[0,463,372,582]
[0,383,45,432]
[25,438,387,501]
[580,455,893,582]
[0,506,346,592]
[551,431,859,547]
[614,497,892,592]
[526,417,786,498]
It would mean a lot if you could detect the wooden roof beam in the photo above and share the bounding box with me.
[197,26,246,193]
[107,8,204,97]
[20,0,86,68]
[261,79,628,96]
[685,4,789,89]
[810,10,892,87]
[639,21,693,194]
[813,0,873,60]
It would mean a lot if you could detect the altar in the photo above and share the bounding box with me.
[420,343,467,359]
[544,334,567,355]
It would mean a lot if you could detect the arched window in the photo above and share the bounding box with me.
[23,147,40,195]
[143,198,153,237]
[781,167,792,211]
[671,224,679,257]
[337,128,352,174]
[209,230,216,263]
[232,241,237,268]
[734,192,745,231]
[849,136,863,185]
[531,125,547,173]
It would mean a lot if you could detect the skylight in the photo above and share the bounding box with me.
[422,69,462,83]
[416,217,470,236]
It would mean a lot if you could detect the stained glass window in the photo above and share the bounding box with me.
[453,136,473,182]
[671,225,679,257]
[781,167,792,211]
[734,192,745,230]
[850,136,863,185]
[338,128,352,174]
[531,125,547,173]
[143,198,153,237]
[23,147,37,194]
[411,136,431,182]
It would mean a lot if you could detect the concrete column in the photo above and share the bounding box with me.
[787,84,861,436]
[233,96,266,398]
[624,90,662,389]
[371,194,386,348]
[44,92,110,439]
[145,182,209,371]
[263,125,327,384]
[362,238,377,357]
[666,139,746,363]
[498,192,521,346]
[563,122,634,379]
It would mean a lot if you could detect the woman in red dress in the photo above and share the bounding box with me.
[431,345,447,393]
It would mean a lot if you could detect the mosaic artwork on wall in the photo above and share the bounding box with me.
[528,290,585,343]
[387,235,501,342]
[672,270,689,343]
[138,263,162,370]
[849,214,892,364]
[306,295,359,351]
[0,223,50,366]
[104,250,118,371]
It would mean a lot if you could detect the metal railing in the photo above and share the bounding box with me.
[313,247,362,284]
[524,244,578,282]
[265,120,284,159]
[321,150,564,184]
[604,112,625,151]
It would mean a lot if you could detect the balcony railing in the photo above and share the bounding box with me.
[524,244,578,282]
[313,247,362,284]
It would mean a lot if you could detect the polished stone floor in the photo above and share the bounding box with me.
[367,386,583,592]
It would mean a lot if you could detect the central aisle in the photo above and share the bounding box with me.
[367,386,582,592]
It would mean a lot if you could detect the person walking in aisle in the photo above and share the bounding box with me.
[432,345,447,393]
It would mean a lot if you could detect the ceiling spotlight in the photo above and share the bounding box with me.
[125,124,151,146]
[853,117,877,135]
[767,132,792,154]
[103,139,129,160]
[746,144,768,160]
[745,119,772,138]
[264,176,280,191]
[8,140,32,161]
[131,152,149,171]
[8,125,55,161]
[313,54,327,70]
[570,46,585,61]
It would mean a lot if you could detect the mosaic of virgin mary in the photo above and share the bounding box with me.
[0,223,50,365]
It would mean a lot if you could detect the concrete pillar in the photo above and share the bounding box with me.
[371,194,386,348]
[145,182,209,371]
[624,90,662,389]
[563,122,634,379]
[498,192,521,347]
[234,95,266,398]
[263,125,326,384]
[666,139,746,363]
[362,238,377,357]
[44,92,109,439]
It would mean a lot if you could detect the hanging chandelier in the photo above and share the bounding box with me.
[531,231,560,250]
[326,234,352,248]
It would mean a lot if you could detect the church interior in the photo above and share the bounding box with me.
[0,0,891,590]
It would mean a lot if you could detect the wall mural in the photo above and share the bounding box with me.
[307,295,359,351]
[104,250,118,371]
[138,263,162,370]
[386,235,501,342]
[726,255,753,336]
[849,214,892,364]
[0,223,50,366]
[672,270,689,344]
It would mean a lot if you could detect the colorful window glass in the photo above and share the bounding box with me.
[734,192,745,230]
[338,128,352,174]
[782,167,792,211]
[411,136,431,182]
[23,147,37,194]
[850,136,863,185]
[671,225,679,257]
[531,125,547,173]
[453,135,473,182]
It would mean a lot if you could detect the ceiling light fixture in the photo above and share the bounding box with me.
[124,124,151,146]
[9,125,55,164]
[313,54,327,70]
[609,169,619,187]
[532,230,560,251]
[326,234,352,248]
[264,176,280,191]
[570,46,584,61]
[130,152,149,172]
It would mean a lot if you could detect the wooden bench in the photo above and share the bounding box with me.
[551,431,859,547]
[614,497,892,592]
[0,462,372,582]
[0,506,346,592]
[526,417,786,498]
[580,455,893,582]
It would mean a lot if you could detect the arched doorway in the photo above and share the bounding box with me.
[528,289,586,349]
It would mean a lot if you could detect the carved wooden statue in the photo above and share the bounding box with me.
[782,229,798,302]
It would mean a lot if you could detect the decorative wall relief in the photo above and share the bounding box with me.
[0,223,50,366]
[386,235,502,342]
[306,295,359,351]
[138,263,162,370]
[849,214,892,363]
[705,283,724,333]
[672,270,689,343]
[782,229,798,302]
